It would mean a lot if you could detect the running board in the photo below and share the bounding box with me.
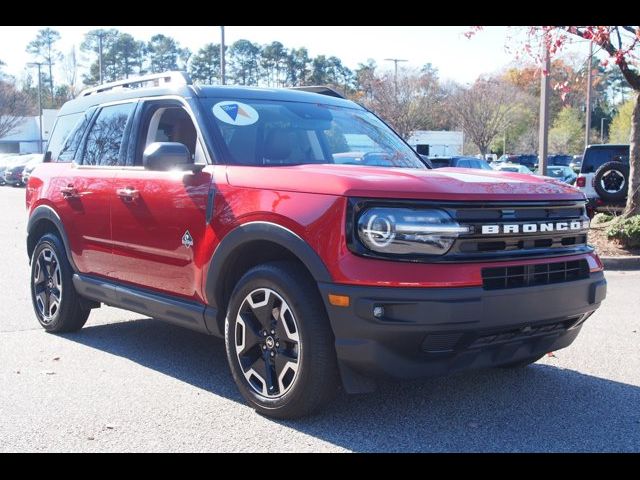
[72,274,218,335]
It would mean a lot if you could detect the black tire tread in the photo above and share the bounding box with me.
[225,260,339,418]
[30,233,89,333]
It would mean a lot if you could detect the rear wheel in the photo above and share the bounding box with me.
[30,233,89,333]
[225,261,339,418]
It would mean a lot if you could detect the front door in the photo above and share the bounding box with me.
[109,99,214,301]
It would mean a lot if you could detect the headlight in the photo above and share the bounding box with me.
[356,207,469,256]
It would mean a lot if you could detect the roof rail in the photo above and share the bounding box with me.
[79,71,192,97]
[288,85,346,99]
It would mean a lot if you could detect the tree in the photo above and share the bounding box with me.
[0,80,34,138]
[549,107,585,153]
[81,29,119,85]
[609,96,637,143]
[60,47,81,99]
[229,40,261,85]
[286,48,311,86]
[469,26,640,216]
[147,34,183,73]
[189,43,221,84]
[357,67,446,138]
[451,78,520,155]
[261,41,288,87]
[26,28,60,102]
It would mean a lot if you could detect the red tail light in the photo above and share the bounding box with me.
[576,176,586,187]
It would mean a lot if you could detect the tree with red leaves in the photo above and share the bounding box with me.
[469,26,640,217]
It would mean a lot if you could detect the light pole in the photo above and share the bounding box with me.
[384,58,407,97]
[537,36,551,176]
[27,62,44,153]
[585,40,593,148]
[220,26,226,85]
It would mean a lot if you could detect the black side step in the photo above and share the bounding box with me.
[73,274,218,335]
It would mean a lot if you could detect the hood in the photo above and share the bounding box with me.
[226,164,584,201]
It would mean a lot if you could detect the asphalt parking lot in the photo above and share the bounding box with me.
[1,185,639,452]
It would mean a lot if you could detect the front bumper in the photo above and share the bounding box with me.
[319,271,606,392]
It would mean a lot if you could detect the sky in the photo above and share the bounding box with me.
[0,26,595,84]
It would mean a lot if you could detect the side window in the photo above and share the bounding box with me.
[137,103,199,166]
[82,103,135,166]
[46,112,84,162]
[457,159,471,168]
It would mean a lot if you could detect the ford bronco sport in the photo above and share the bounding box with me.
[25,72,607,418]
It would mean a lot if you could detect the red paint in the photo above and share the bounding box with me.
[28,162,601,303]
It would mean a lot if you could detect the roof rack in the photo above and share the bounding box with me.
[79,71,192,97]
[288,86,346,99]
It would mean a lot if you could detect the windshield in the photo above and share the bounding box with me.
[203,98,425,168]
[549,155,572,166]
[581,146,629,173]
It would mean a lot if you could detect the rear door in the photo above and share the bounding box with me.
[109,98,215,301]
[577,145,629,198]
[45,102,137,276]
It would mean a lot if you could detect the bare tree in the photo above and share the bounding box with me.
[0,80,34,138]
[360,68,446,138]
[451,78,520,155]
[61,46,81,99]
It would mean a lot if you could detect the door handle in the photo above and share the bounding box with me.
[116,187,140,201]
[60,185,79,198]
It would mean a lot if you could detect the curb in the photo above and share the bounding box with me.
[600,256,640,271]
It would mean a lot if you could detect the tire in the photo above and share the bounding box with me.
[225,261,339,419]
[30,233,89,333]
[498,354,544,369]
[594,161,629,201]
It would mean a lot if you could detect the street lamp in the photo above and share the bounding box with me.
[220,26,226,85]
[27,62,44,154]
[384,58,408,97]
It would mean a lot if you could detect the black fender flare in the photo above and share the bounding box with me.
[205,221,332,312]
[27,205,78,272]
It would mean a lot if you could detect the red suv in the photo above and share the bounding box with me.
[25,72,607,418]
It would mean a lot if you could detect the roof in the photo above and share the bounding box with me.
[59,71,358,116]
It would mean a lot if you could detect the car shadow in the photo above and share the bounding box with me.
[62,318,640,452]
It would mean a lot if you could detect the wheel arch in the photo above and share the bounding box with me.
[27,205,78,272]
[204,221,332,335]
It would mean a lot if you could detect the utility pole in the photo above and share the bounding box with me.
[384,58,407,97]
[585,40,593,149]
[537,39,551,176]
[27,62,44,153]
[503,132,506,156]
[98,32,104,84]
[220,26,226,85]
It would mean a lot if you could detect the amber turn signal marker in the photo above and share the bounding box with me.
[328,294,350,307]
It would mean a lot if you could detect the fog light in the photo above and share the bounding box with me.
[373,306,385,318]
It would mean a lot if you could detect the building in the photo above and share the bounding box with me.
[406,130,464,157]
[0,109,58,154]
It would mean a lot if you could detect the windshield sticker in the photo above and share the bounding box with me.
[212,101,259,126]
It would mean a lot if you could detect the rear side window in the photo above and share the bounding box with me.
[47,112,85,162]
[581,146,629,173]
[457,159,472,168]
[82,103,136,166]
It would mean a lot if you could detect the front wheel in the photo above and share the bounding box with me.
[225,261,339,418]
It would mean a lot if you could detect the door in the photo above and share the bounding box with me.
[53,102,136,277]
[109,99,214,301]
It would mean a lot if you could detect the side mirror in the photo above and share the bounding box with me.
[143,142,201,172]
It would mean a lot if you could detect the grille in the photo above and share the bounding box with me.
[482,259,589,290]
